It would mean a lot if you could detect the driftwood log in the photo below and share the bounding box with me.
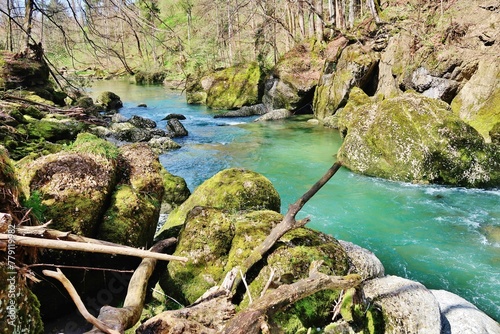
[0,234,188,262]
[85,238,178,333]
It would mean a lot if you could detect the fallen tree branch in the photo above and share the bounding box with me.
[0,234,188,263]
[221,261,362,334]
[43,268,120,334]
[85,238,178,333]
[221,161,343,292]
[17,224,140,249]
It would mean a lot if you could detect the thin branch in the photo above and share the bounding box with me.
[43,268,121,334]
[0,234,188,263]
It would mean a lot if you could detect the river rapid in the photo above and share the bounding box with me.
[90,80,500,321]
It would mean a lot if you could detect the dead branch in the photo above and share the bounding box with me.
[221,161,343,292]
[17,224,140,249]
[221,261,362,334]
[85,238,177,333]
[0,234,188,263]
[43,268,121,334]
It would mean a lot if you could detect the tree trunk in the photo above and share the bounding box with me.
[24,0,35,49]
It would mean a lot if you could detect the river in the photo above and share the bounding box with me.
[90,79,500,321]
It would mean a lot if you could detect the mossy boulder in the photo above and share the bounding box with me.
[337,88,500,188]
[97,143,165,247]
[0,265,43,334]
[240,228,350,332]
[15,133,119,236]
[96,91,123,110]
[451,57,500,142]
[313,42,379,121]
[0,104,86,160]
[263,40,326,112]
[0,51,50,89]
[159,168,190,213]
[134,70,168,85]
[201,62,261,109]
[155,168,281,240]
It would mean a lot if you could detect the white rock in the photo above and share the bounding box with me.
[431,289,500,334]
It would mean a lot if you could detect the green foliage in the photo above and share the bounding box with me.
[22,190,47,222]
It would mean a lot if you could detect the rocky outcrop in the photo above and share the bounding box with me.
[263,41,325,112]
[186,62,261,109]
[313,39,379,120]
[451,57,500,142]
[337,88,500,188]
[363,276,442,334]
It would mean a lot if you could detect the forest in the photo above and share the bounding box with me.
[0,0,386,81]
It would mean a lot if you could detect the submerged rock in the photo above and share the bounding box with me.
[337,88,500,188]
[214,104,268,118]
[254,108,292,122]
[166,118,188,137]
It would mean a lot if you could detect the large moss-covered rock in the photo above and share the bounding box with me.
[263,40,325,112]
[337,88,500,188]
[186,63,261,109]
[96,91,123,110]
[97,143,164,247]
[160,209,281,304]
[241,228,350,333]
[0,265,43,334]
[15,133,119,236]
[156,168,280,240]
[451,57,500,142]
[313,41,379,121]
[0,51,49,89]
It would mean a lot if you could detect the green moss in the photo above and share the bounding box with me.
[21,190,46,222]
[163,207,235,304]
[206,62,261,109]
[69,132,120,160]
[97,185,157,247]
[156,168,280,241]
[0,265,43,334]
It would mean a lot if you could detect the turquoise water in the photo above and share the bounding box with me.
[90,80,500,321]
